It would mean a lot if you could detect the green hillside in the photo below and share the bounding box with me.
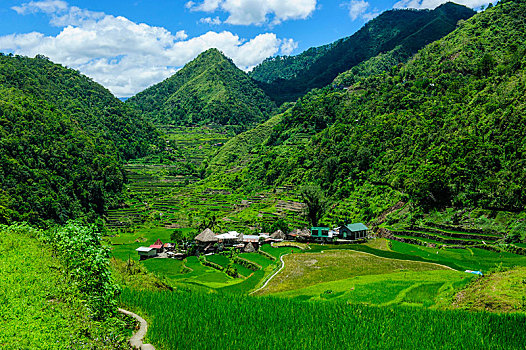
[0,54,159,224]
[127,49,276,131]
[249,2,476,104]
[213,0,526,218]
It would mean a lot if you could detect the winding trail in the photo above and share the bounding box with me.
[118,308,155,350]
[250,253,290,295]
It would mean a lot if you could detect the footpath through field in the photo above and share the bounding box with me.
[250,253,290,295]
[119,308,155,350]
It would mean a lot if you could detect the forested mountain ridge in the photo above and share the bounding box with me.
[212,0,526,217]
[0,54,159,160]
[127,49,276,131]
[249,2,476,104]
[0,54,159,224]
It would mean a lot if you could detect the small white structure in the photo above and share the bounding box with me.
[215,231,242,240]
[136,246,157,260]
[215,231,242,246]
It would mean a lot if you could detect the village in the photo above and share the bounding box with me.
[135,223,369,260]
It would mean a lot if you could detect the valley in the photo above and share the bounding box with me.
[1,0,526,349]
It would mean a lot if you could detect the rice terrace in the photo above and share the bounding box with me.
[1,0,526,349]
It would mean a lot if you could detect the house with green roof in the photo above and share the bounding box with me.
[310,227,335,242]
[339,223,368,240]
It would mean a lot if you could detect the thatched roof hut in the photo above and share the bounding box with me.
[244,242,256,253]
[270,229,286,240]
[195,228,218,243]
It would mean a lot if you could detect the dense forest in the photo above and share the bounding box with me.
[214,0,526,214]
[127,49,276,132]
[249,3,475,104]
[0,54,159,224]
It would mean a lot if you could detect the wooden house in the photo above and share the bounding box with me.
[194,228,218,252]
[339,223,368,240]
[288,228,310,241]
[242,235,260,250]
[136,246,157,260]
[270,230,286,241]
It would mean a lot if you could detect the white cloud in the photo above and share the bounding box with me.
[199,16,223,25]
[393,0,490,9]
[187,0,318,25]
[12,0,68,14]
[175,30,188,40]
[1,1,296,97]
[280,38,298,55]
[344,0,380,21]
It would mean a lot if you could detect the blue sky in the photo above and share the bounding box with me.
[0,0,488,96]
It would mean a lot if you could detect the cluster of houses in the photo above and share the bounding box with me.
[136,223,368,260]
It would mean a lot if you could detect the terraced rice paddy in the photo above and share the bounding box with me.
[272,269,472,307]
[391,240,526,272]
[388,225,502,247]
[119,288,526,350]
[257,249,453,295]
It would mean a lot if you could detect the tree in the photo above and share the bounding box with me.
[300,184,328,227]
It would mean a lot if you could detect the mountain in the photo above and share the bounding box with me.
[249,2,476,104]
[212,0,526,216]
[0,54,159,224]
[127,49,276,131]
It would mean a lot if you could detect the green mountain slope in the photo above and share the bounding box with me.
[249,2,476,104]
[0,54,159,224]
[212,0,526,215]
[127,49,276,131]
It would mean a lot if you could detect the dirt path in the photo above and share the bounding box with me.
[118,308,155,350]
[250,253,289,295]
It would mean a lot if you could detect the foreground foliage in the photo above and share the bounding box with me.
[0,223,129,349]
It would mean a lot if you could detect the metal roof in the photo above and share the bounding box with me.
[216,231,241,240]
[136,246,154,252]
[344,223,369,232]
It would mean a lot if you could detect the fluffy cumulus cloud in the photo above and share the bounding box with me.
[186,0,318,25]
[393,0,490,9]
[344,0,380,21]
[0,0,297,97]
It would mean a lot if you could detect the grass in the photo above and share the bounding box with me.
[239,252,274,268]
[218,269,267,294]
[259,244,301,259]
[0,226,128,349]
[391,240,526,272]
[257,250,450,294]
[451,266,526,313]
[271,270,472,308]
[120,288,526,350]
[233,263,254,277]
[206,254,231,268]
[142,258,185,279]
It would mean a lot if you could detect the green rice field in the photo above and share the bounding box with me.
[120,288,526,350]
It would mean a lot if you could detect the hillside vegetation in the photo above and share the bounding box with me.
[127,49,275,131]
[0,54,159,224]
[215,0,526,220]
[249,3,475,104]
[0,223,129,348]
